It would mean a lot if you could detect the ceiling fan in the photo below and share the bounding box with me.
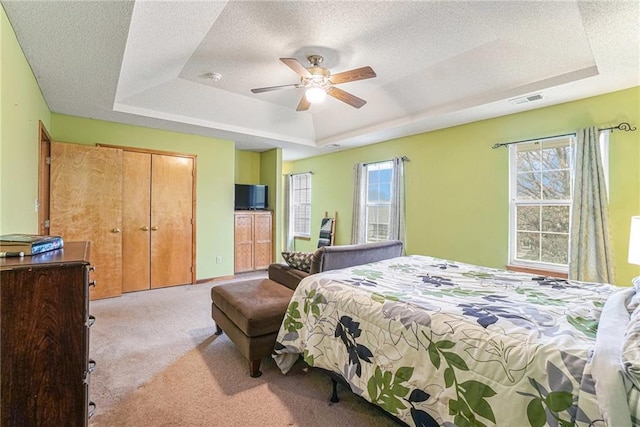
[250,55,376,111]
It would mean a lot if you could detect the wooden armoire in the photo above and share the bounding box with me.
[234,210,272,273]
[49,142,195,299]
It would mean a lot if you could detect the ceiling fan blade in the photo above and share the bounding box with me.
[327,87,366,109]
[251,83,299,94]
[296,94,310,111]
[280,58,312,78]
[329,66,376,85]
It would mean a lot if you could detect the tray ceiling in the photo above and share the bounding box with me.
[3,0,638,160]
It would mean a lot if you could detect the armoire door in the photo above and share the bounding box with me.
[253,212,272,270]
[50,142,123,299]
[150,154,194,288]
[234,213,254,273]
[122,151,151,292]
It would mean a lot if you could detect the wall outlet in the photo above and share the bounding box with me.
[215,256,222,264]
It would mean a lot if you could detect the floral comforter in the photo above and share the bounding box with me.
[273,255,623,427]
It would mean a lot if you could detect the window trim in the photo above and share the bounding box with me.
[507,131,610,273]
[290,172,312,238]
[364,160,393,243]
[508,135,574,273]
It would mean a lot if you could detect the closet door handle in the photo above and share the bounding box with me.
[88,401,97,419]
[140,226,149,231]
[111,228,121,233]
[151,226,159,231]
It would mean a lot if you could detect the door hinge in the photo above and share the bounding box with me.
[46,156,51,165]
[44,219,50,229]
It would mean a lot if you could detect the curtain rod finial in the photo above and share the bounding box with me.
[617,122,637,132]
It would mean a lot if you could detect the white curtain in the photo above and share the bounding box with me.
[569,127,614,283]
[388,157,406,243]
[351,163,366,244]
[283,174,294,251]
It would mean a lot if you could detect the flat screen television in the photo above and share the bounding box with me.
[234,184,268,210]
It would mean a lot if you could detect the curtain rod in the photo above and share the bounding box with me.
[362,156,410,166]
[491,122,637,149]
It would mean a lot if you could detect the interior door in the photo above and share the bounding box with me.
[122,151,151,292]
[38,121,52,235]
[50,142,123,299]
[150,154,193,288]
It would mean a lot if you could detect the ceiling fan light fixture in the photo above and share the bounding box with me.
[305,86,326,104]
[251,56,376,110]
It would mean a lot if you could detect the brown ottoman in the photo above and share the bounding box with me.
[211,278,294,377]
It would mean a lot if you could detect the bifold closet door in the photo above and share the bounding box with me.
[50,142,123,299]
[150,154,193,289]
[122,151,151,292]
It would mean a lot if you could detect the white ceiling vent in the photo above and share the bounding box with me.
[510,93,544,105]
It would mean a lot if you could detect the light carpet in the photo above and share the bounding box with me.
[88,274,398,427]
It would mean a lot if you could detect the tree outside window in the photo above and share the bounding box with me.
[512,138,573,267]
[509,132,609,272]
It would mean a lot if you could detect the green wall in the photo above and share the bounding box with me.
[260,148,283,260]
[235,150,260,184]
[235,148,283,261]
[50,114,236,280]
[286,87,640,287]
[0,6,51,234]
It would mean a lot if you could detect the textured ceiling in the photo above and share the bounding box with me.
[3,0,639,160]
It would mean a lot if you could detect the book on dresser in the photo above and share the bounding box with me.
[0,233,64,255]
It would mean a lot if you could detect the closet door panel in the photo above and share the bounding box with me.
[50,142,123,299]
[150,154,193,288]
[122,151,151,292]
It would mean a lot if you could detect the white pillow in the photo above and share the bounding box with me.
[622,302,640,388]
[629,276,640,312]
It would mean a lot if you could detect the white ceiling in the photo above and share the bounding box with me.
[3,1,639,160]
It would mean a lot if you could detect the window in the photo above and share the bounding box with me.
[352,157,405,244]
[508,132,609,272]
[290,173,312,237]
[365,161,393,242]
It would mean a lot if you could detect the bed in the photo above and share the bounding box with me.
[273,255,640,427]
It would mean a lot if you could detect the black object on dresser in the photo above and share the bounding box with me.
[1,241,96,426]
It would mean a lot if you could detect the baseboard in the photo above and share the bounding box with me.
[197,270,268,284]
[196,275,234,284]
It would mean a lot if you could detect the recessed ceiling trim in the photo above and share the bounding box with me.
[115,1,228,101]
[113,102,317,148]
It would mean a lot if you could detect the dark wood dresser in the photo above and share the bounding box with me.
[1,241,96,426]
